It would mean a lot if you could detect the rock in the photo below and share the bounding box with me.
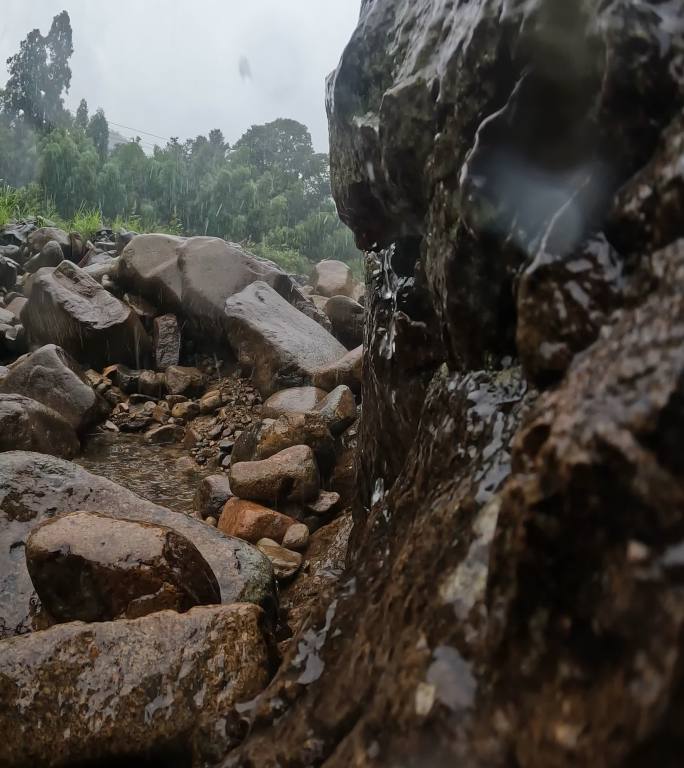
[0,604,274,766]
[175,455,198,474]
[4,295,27,318]
[119,234,317,339]
[232,412,336,473]
[304,490,341,517]
[0,451,277,636]
[224,281,347,395]
[138,369,166,397]
[0,393,79,457]
[256,538,303,580]
[262,386,328,418]
[23,239,64,273]
[282,523,309,551]
[152,313,181,370]
[165,364,206,396]
[26,226,70,258]
[311,344,363,395]
[0,255,17,290]
[312,259,355,298]
[200,389,222,413]
[0,222,34,249]
[218,498,297,545]
[26,511,221,622]
[145,423,183,443]
[117,233,186,310]
[171,400,200,420]
[21,261,151,369]
[0,344,109,432]
[194,474,233,519]
[229,444,320,505]
[324,294,364,349]
[313,384,358,435]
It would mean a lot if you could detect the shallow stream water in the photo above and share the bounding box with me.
[76,433,211,514]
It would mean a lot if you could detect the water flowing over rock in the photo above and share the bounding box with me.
[224,282,347,395]
[0,604,275,767]
[21,261,151,369]
[0,451,276,637]
[222,1,684,766]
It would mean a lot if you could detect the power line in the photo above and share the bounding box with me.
[108,120,170,143]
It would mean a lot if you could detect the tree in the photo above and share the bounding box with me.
[75,99,88,130]
[87,109,109,162]
[3,11,73,130]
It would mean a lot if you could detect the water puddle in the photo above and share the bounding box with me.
[76,433,211,514]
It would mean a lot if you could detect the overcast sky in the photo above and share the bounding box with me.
[0,1,360,151]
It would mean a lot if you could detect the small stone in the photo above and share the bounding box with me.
[313,385,357,435]
[200,391,222,413]
[218,498,297,544]
[305,490,342,517]
[193,474,233,519]
[219,438,235,452]
[145,424,184,444]
[166,394,188,407]
[183,427,202,447]
[165,366,206,396]
[171,400,200,421]
[205,516,218,527]
[282,523,310,551]
[262,386,327,419]
[256,538,303,580]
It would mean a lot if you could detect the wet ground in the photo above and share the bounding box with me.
[76,433,211,514]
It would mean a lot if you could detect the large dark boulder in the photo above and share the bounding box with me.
[0,393,79,457]
[224,2,684,767]
[0,344,109,432]
[21,261,151,369]
[0,451,277,638]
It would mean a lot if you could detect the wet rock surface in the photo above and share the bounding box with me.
[0,604,274,768]
[224,281,346,396]
[0,393,80,457]
[219,1,684,767]
[21,261,151,369]
[26,511,221,622]
[0,344,109,432]
[0,451,276,637]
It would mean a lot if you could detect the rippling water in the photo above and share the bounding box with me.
[76,433,211,514]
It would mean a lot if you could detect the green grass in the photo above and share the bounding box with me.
[67,206,103,241]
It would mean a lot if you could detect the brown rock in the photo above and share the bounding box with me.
[200,389,222,413]
[194,474,233,519]
[312,259,355,298]
[311,344,363,395]
[256,538,303,580]
[171,400,200,420]
[262,386,327,418]
[0,604,274,767]
[218,498,297,544]
[282,523,310,551]
[0,452,277,637]
[229,444,320,505]
[26,511,221,622]
[165,365,206,396]
[138,369,166,397]
[232,411,336,472]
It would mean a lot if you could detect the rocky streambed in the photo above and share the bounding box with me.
[4,1,684,767]
[0,221,363,765]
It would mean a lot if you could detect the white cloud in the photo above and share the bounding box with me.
[0,0,360,150]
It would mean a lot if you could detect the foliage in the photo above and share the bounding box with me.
[0,13,361,276]
[2,11,73,130]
